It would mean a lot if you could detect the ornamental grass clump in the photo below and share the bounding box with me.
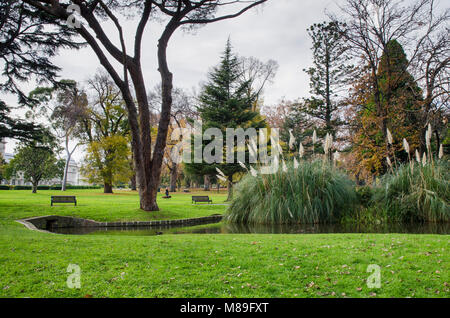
[225,160,358,224]
[380,124,449,222]
[374,161,449,223]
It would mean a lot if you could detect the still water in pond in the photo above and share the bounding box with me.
[49,221,450,235]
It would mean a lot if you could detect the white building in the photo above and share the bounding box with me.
[0,139,88,186]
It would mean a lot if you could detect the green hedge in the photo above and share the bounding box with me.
[66,185,103,189]
[1,185,103,190]
[356,185,373,208]
[50,185,103,190]
[13,185,32,190]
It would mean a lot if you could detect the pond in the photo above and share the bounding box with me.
[49,221,450,236]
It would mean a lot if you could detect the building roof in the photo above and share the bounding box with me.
[3,153,13,163]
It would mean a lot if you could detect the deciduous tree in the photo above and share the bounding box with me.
[28,80,88,191]
[20,0,267,211]
[81,135,132,193]
[5,140,60,193]
[79,72,131,193]
[330,0,448,171]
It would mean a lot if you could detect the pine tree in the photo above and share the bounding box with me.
[284,22,353,158]
[185,40,266,200]
[0,1,81,102]
[291,22,353,141]
[0,100,49,142]
[0,1,81,143]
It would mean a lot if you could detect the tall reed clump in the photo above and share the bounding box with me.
[380,125,449,222]
[225,160,358,224]
[374,160,449,223]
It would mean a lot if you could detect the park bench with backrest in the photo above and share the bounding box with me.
[51,196,77,206]
[192,196,212,204]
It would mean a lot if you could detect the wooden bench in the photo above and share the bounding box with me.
[192,196,212,204]
[51,196,77,206]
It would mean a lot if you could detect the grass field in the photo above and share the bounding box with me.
[0,189,448,298]
[0,189,227,222]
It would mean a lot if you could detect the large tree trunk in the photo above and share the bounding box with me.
[130,174,137,191]
[139,23,177,211]
[127,64,157,211]
[104,170,113,193]
[104,182,113,194]
[139,186,158,210]
[66,3,170,212]
[129,151,137,191]
[204,174,210,191]
[169,163,177,192]
[32,182,38,194]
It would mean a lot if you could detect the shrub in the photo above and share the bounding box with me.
[0,185,11,190]
[13,185,32,190]
[37,185,50,190]
[356,185,373,208]
[65,185,102,189]
[374,161,449,222]
[225,161,358,224]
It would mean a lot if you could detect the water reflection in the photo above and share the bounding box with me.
[49,221,450,235]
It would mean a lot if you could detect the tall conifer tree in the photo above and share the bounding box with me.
[185,40,266,200]
[352,40,422,177]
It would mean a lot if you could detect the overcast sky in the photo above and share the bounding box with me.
[4,0,342,159]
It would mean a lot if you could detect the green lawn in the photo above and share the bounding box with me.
[0,189,227,222]
[0,189,448,298]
